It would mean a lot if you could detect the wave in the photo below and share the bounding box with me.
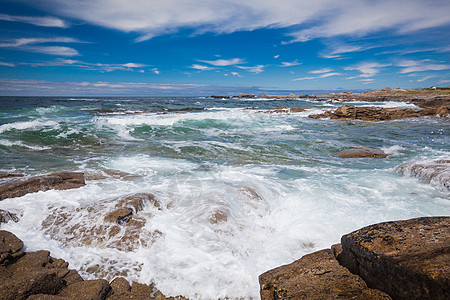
[0,120,59,134]
[396,159,450,191]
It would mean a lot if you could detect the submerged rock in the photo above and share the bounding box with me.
[337,217,450,300]
[259,249,391,299]
[0,172,85,200]
[396,160,450,191]
[309,104,443,121]
[335,148,388,158]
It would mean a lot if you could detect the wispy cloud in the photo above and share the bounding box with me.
[190,64,214,71]
[416,75,436,82]
[31,1,450,42]
[0,37,83,56]
[198,58,244,66]
[397,59,450,73]
[22,58,150,72]
[320,44,369,59]
[274,55,280,59]
[309,68,333,74]
[0,14,67,28]
[0,62,15,67]
[344,62,391,78]
[280,60,301,67]
[236,65,264,74]
[293,72,341,81]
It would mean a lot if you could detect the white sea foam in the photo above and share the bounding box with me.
[0,139,52,150]
[0,119,59,134]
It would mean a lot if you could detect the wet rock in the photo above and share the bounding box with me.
[105,208,133,224]
[0,172,85,200]
[338,217,450,300]
[396,160,450,191]
[309,104,439,121]
[209,210,228,224]
[58,279,111,300]
[259,249,391,300]
[110,277,131,295]
[84,169,141,181]
[335,148,388,158]
[0,209,19,223]
[0,173,24,179]
[264,106,306,113]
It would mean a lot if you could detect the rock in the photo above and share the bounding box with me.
[27,295,67,300]
[0,230,23,254]
[309,104,439,121]
[58,279,111,300]
[335,148,388,158]
[104,208,133,224]
[110,277,131,295]
[84,169,140,181]
[259,249,391,299]
[337,217,450,300]
[0,173,24,179]
[264,107,306,114]
[0,209,19,223]
[234,94,255,98]
[396,160,450,191]
[0,172,85,200]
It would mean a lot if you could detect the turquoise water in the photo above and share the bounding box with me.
[0,96,449,299]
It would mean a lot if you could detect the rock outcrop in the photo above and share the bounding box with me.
[263,106,306,114]
[259,216,449,300]
[0,172,85,200]
[309,104,444,121]
[335,148,388,158]
[337,217,449,300]
[0,230,187,300]
[259,249,391,299]
[396,160,450,191]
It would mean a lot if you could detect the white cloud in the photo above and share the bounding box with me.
[21,58,151,72]
[417,75,435,82]
[0,37,84,56]
[0,62,15,67]
[293,72,341,81]
[0,14,67,28]
[31,0,450,42]
[344,62,391,77]
[236,65,264,74]
[397,59,450,73]
[274,55,280,59]
[280,60,301,67]
[198,58,244,66]
[438,79,450,84]
[231,72,240,77]
[309,68,332,74]
[190,64,214,71]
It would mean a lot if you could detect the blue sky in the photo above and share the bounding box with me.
[0,0,449,95]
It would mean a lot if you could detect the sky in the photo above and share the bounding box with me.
[0,0,449,96]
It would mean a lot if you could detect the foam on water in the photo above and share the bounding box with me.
[0,119,59,134]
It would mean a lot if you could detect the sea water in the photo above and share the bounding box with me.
[0,96,449,299]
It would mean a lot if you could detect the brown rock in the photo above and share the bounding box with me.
[27,295,67,300]
[58,279,111,300]
[338,216,450,300]
[0,172,85,200]
[0,269,65,300]
[0,173,24,179]
[104,208,133,224]
[264,107,306,114]
[0,230,23,254]
[309,104,440,121]
[84,169,141,181]
[0,209,19,223]
[259,249,391,300]
[335,148,388,158]
[397,160,450,191]
[110,277,131,295]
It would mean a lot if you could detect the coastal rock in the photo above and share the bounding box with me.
[0,209,19,223]
[396,160,450,191]
[309,104,439,121]
[0,172,85,200]
[58,279,111,300]
[0,173,24,179]
[84,169,141,181]
[0,230,24,255]
[335,148,388,158]
[259,249,391,300]
[337,217,450,300]
[264,106,306,114]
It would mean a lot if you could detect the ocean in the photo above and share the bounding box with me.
[0,96,449,299]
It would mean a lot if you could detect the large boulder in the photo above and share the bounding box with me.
[259,249,391,299]
[0,172,85,200]
[337,217,450,300]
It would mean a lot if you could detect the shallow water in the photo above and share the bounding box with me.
[0,96,449,299]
